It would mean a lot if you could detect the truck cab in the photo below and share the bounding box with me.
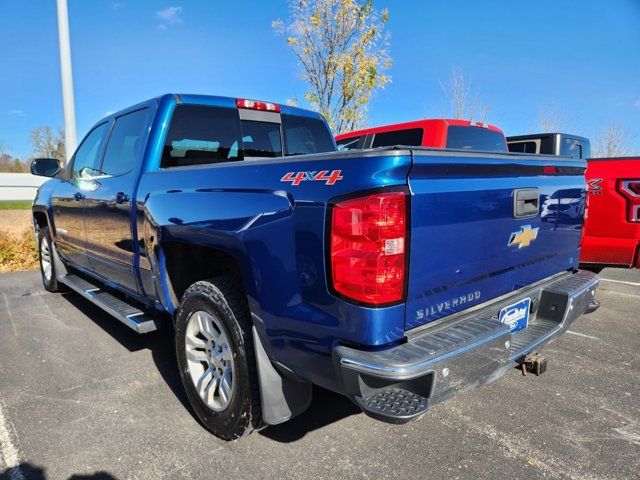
[507,132,591,159]
[336,118,508,152]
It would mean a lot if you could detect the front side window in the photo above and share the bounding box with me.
[445,126,506,152]
[371,128,423,148]
[71,122,109,179]
[101,108,150,176]
[161,105,243,168]
[282,114,335,156]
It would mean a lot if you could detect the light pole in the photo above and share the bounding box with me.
[56,0,77,163]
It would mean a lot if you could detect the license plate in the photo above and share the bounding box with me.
[499,297,531,333]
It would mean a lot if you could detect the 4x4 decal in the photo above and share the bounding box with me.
[281,170,343,186]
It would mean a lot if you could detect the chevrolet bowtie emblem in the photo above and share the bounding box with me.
[508,225,539,249]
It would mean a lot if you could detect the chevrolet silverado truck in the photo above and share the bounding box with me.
[31,94,598,440]
[335,118,508,152]
[507,133,640,270]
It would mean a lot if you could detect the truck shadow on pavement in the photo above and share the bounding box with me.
[1,464,117,480]
[60,293,362,443]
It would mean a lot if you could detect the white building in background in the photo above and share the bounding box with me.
[0,173,47,201]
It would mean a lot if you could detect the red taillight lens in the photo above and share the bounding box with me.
[236,98,281,113]
[329,191,407,305]
[618,180,640,222]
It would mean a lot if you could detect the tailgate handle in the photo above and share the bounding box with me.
[513,188,539,218]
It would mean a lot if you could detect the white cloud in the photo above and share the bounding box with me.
[156,6,182,29]
[111,2,123,10]
[635,99,640,108]
[8,109,26,118]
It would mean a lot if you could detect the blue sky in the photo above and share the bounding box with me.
[1,0,639,158]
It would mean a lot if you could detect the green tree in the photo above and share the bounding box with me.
[274,0,391,133]
[29,126,66,163]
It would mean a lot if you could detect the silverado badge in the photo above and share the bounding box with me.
[508,225,539,249]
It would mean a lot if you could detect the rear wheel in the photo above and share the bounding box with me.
[38,227,61,292]
[175,276,262,440]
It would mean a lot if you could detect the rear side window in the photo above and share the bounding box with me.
[101,108,150,176]
[336,136,362,151]
[371,128,423,148]
[445,126,506,152]
[509,141,538,154]
[161,105,243,168]
[282,114,335,156]
[561,137,586,159]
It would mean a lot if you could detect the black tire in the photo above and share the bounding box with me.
[38,226,62,292]
[175,276,262,440]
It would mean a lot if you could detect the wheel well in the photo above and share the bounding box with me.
[33,211,47,230]
[162,241,243,301]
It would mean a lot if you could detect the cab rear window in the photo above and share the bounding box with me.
[161,105,335,168]
[446,126,507,152]
[371,128,423,148]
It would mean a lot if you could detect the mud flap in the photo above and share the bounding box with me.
[252,326,312,425]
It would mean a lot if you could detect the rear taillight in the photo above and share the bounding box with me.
[329,191,407,306]
[236,98,281,113]
[618,180,640,222]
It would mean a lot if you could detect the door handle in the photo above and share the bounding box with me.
[73,192,85,201]
[115,192,130,204]
[513,188,539,218]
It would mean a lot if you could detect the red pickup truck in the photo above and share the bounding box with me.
[507,133,640,270]
[581,158,640,269]
[335,119,508,151]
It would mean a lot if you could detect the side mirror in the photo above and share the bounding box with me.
[31,158,62,178]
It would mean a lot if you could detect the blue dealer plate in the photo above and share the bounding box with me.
[499,297,531,333]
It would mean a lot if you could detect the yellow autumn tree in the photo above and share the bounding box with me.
[274,0,391,133]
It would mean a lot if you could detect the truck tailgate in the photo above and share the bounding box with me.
[406,150,586,330]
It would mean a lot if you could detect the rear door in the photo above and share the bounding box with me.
[405,150,586,330]
[83,107,152,294]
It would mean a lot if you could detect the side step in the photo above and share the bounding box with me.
[58,274,158,334]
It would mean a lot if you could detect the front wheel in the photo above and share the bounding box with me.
[175,276,262,440]
[38,227,62,292]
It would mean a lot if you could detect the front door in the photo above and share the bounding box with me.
[51,122,110,269]
[83,108,151,295]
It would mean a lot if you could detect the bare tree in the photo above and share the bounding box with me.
[441,66,490,122]
[29,126,66,162]
[274,0,392,133]
[538,106,566,133]
[592,123,631,158]
[0,139,8,158]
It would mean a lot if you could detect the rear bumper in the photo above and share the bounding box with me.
[333,270,599,423]
[580,235,640,267]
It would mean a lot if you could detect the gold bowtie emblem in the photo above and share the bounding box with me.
[508,225,539,249]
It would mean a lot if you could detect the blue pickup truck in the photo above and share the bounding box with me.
[30,94,599,440]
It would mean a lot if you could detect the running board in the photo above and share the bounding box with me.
[58,274,158,334]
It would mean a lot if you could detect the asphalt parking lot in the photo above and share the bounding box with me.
[0,269,638,480]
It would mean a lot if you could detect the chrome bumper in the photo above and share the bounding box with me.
[333,270,599,423]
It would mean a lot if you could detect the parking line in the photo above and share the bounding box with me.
[599,278,640,287]
[0,397,25,480]
[567,330,599,340]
